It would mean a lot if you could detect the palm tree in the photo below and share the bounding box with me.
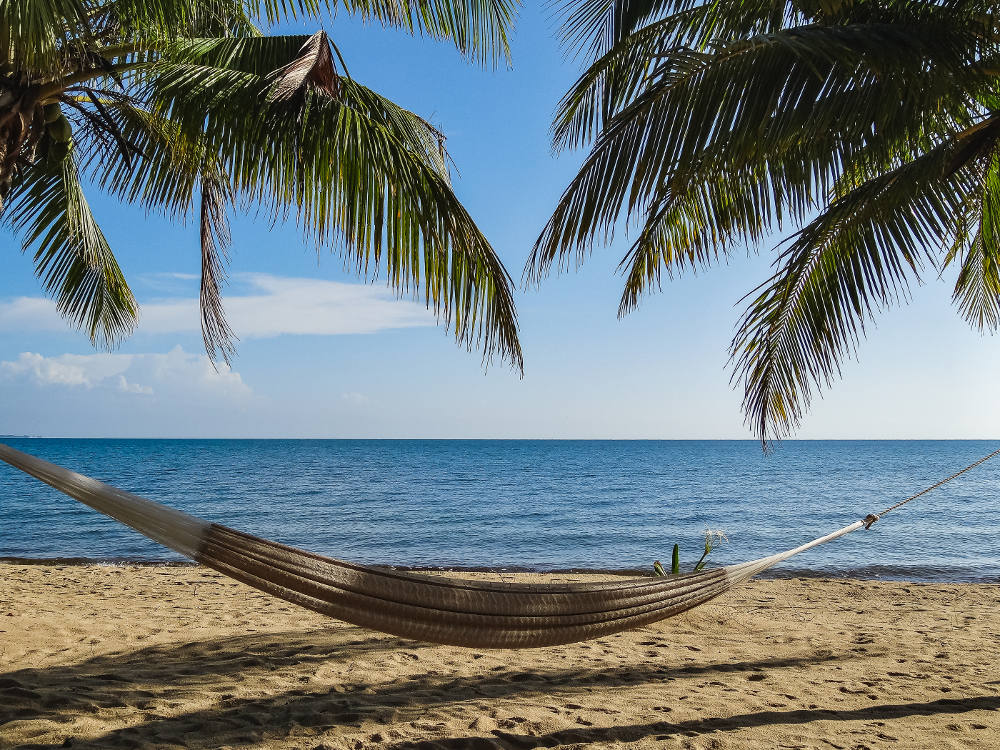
[1,0,522,371]
[528,0,1000,443]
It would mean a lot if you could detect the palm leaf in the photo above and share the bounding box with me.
[250,0,518,65]
[84,51,519,368]
[3,154,137,347]
[731,126,997,443]
[199,167,237,364]
[267,30,340,101]
[2,0,522,369]
[951,144,1000,331]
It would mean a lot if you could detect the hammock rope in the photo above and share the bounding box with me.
[0,443,995,649]
[862,445,1000,528]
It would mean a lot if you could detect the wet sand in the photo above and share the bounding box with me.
[1,563,998,749]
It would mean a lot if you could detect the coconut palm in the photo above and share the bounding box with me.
[528,0,1000,442]
[1,0,522,370]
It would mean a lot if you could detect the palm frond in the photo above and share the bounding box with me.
[552,0,808,149]
[555,0,792,61]
[0,0,91,76]
[267,30,340,101]
[731,128,996,444]
[199,168,236,364]
[539,0,1000,444]
[2,0,522,369]
[556,0,666,60]
[248,0,518,65]
[952,144,1000,331]
[3,153,137,347]
[155,35,310,75]
[80,94,203,217]
[343,0,519,66]
[532,16,988,282]
[87,55,519,368]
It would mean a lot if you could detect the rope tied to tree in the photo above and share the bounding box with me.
[863,446,1000,529]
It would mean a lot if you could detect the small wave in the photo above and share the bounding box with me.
[0,556,195,567]
[759,563,1000,584]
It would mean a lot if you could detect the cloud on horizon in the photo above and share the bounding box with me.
[0,348,250,399]
[0,273,435,340]
[0,347,259,438]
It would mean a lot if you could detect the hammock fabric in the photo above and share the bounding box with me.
[0,443,961,649]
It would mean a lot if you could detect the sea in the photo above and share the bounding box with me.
[1,439,998,583]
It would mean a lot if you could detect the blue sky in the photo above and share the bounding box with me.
[2,5,999,439]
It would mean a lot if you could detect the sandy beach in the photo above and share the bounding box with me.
[1,563,998,750]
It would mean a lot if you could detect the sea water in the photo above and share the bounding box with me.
[1,439,998,582]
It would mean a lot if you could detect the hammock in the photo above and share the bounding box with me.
[1,443,995,649]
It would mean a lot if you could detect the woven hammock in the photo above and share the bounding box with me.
[1,443,993,649]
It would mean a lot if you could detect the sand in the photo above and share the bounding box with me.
[1,563,998,750]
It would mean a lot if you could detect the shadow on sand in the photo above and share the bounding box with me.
[2,628,995,749]
[386,695,1000,749]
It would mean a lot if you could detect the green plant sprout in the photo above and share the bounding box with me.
[653,529,729,576]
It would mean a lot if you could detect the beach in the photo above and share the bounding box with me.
[1,564,998,749]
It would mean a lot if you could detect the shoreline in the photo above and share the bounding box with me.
[3,556,998,584]
[3,562,999,749]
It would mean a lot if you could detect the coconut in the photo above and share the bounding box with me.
[47,114,72,143]
[43,103,62,124]
[50,139,72,162]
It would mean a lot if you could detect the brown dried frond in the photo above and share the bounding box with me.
[268,31,340,103]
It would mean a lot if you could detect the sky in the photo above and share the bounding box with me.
[2,5,1000,439]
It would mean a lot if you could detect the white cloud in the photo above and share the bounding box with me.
[0,347,255,437]
[0,273,435,339]
[0,347,249,399]
[1,351,114,386]
[117,375,154,395]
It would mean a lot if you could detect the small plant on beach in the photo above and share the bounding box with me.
[654,529,728,576]
[693,529,728,572]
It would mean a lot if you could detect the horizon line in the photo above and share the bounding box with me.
[3,436,1000,442]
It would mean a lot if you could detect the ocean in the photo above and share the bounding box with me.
[1,439,998,582]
